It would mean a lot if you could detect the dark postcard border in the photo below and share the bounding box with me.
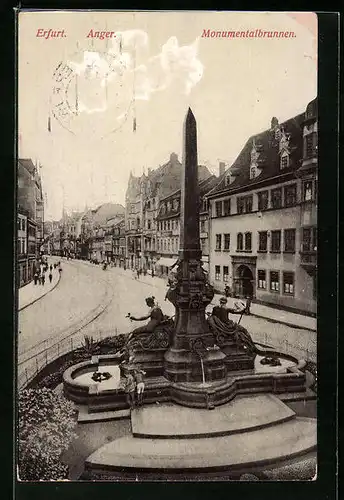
[2,4,339,500]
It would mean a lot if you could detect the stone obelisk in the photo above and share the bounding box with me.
[164,109,226,383]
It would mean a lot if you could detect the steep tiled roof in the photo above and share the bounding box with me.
[18,158,36,175]
[207,111,306,198]
[126,154,212,202]
[156,174,217,220]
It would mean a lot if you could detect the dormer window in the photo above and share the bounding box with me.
[250,139,262,180]
[250,166,257,179]
[280,152,289,169]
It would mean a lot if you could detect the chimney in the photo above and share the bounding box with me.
[271,117,279,129]
[219,161,226,177]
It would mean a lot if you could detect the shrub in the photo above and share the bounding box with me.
[18,388,77,481]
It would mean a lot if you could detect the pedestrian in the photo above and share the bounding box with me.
[48,272,53,283]
[137,268,140,279]
[151,269,154,278]
[33,272,38,285]
[124,371,136,410]
[143,268,147,276]
[50,264,53,272]
[58,267,62,274]
[38,274,42,285]
[134,368,146,407]
[41,274,45,286]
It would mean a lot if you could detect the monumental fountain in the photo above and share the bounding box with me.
[63,109,317,479]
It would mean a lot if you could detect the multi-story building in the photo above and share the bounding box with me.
[113,219,126,267]
[125,152,212,271]
[155,174,218,275]
[125,153,183,270]
[77,203,125,262]
[17,158,44,286]
[207,98,317,315]
[17,211,28,287]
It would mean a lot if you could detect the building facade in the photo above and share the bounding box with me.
[207,98,317,315]
[155,174,218,275]
[17,159,44,287]
[125,152,213,272]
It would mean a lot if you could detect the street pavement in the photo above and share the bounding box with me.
[18,259,317,367]
[19,263,60,310]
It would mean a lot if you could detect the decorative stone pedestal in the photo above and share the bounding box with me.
[164,347,226,383]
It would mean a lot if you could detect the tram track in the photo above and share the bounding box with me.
[18,262,116,365]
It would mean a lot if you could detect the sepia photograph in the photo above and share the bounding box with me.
[17,10,318,482]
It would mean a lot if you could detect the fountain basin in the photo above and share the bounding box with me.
[63,354,127,410]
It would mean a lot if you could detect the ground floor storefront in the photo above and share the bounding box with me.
[18,256,36,288]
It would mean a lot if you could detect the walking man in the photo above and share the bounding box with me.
[33,272,38,285]
[41,274,45,286]
[48,272,53,284]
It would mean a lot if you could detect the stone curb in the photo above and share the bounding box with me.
[247,313,317,333]
[19,271,62,312]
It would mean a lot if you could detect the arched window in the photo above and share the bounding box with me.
[244,232,252,251]
[237,233,243,251]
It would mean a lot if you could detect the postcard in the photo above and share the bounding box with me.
[17,10,318,482]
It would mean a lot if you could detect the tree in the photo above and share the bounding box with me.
[18,388,77,481]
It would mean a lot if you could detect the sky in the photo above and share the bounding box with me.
[18,11,317,220]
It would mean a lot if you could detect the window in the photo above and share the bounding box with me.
[215,234,222,250]
[257,270,266,289]
[270,271,280,292]
[271,230,281,252]
[164,221,167,230]
[302,180,313,201]
[167,220,171,230]
[17,238,20,253]
[280,154,289,169]
[283,272,294,295]
[258,191,268,211]
[147,220,151,230]
[224,233,230,250]
[22,218,26,231]
[225,175,231,186]
[284,184,297,207]
[271,188,282,209]
[258,231,268,252]
[17,217,20,229]
[237,195,253,214]
[223,199,231,215]
[215,201,222,217]
[305,133,316,159]
[284,229,296,253]
[313,272,317,300]
[215,265,220,280]
[301,226,317,252]
[244,232,252,251]
[223,266,229,282]
[200,220,206,232]
[250,166,257,179]
[237,233,243,251]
